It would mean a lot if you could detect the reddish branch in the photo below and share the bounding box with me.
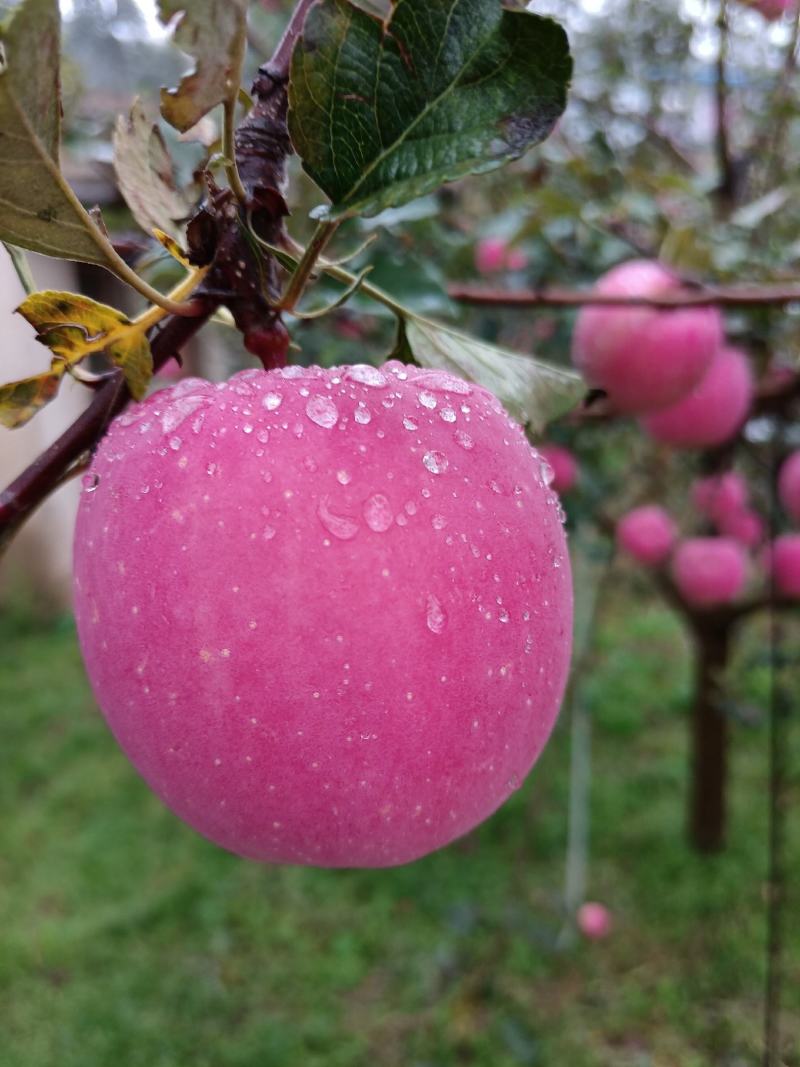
[0,0,313,547]
[449,282,800,308]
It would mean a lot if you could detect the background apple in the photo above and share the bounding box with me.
[571,260,722,414]
[671,537,748,607]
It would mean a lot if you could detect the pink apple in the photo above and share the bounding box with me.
[672,537,748,607]
[778,451,800,523]
[577,902,612,940]
[691,472,749,524]
[475,237,508,274]
[717,507,765,549]
[571,260,722,414]
[616,505,677,565]
[769,534,800,598]
[474,237,527,275]
[537,443,579,494]
[73,363,573,867]
[744,0,796,19]
[641,346,754,449]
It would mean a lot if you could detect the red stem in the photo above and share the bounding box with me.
[267,0,317,78]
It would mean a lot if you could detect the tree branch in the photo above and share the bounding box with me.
[714,0,736,209]
[449,281,800,308]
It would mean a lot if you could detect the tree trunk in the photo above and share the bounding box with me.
[689,623,732,852]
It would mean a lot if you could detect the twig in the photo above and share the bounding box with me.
[449,282,800,308]
[715,0,736,208]
[222,18,250,206]
[266,0,317,78]
[279,219,339,311]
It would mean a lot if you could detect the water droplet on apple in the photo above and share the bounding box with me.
[363,494,394,533]
[423,451,449,475]
[318,497,359,540]
[306,396,338,429]
[343,365,388,388]
[426,594,447,634]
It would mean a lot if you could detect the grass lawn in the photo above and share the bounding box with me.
[1,589,797,1067]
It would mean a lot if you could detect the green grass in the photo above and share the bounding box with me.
[0,594,797,1067]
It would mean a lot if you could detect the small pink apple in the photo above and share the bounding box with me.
[717,508,765,549]
[474,237,527,275]
[691,472,749,525]
[672,537,748,607]
[475,237,509,275]
[778,451,800,523]
[616,505,677,566]
[769,534,800,598]
[572,260,722,414]
[641,347,754,449]
[537,443,579,494]
[577,902,612,940]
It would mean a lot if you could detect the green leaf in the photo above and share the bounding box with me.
[17,290,153,400]
[0,0,122,266]
[158,0,249,133]
[113,98,193,242]
[289,0,571,219]
[0,366,64,428]
[401,315,583,434]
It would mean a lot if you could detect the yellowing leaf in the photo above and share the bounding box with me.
[158,0,249,133]
[153,227,190,266]
[17,290,154,399]
[0,366,64,428]
[113,99,194,243]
